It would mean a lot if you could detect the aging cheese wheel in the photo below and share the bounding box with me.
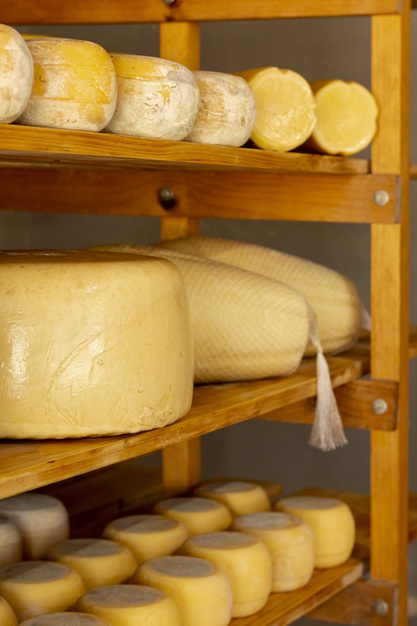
[152,497,232,535]
[47,538,137,590]
[76,584,182,626]
[0,517,23,566]
[0,561,86,622]
[0,493,69,560]
[180,531,272,617]
[102,514,188,564]
[0,250,193,438]
[134,555,233,626]
[20,613,111,626]
[0,24,34,123]
[275,495,355,568]
[185,70,256,147]
[232,511,315,591]
[106,54,200,140]
[18,37,117,131]
[194,480,270,517]
[0,596,18,626]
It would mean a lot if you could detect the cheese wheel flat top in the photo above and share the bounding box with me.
[153,497,232,535]
[144,555,216,578]
[104,514,181,534]
[233,511,303,530]
[0,493,68,529]
[194,481,270,516]
[19,613,111,625]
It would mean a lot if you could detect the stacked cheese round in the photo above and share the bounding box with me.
[102,514,188,564]
[18,37,117,131]
[0,24,34,123]
[0,596,18,626]
[0,250,193,438]
[232,511,315,591]
[193,480,270,517]
[134,555,233,626]
[20,613,111,626]
[106,54,200,140]
[0,517,23,566]
[153,497,232,535]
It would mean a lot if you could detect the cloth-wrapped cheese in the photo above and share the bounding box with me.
[0,24,33,124]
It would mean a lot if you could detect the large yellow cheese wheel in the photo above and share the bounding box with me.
[20,613,111,626]
[0,24,33,123]
[106,54,200,140]
[193,480,270,517]
[0,517,23,566]
[102,514,188,564]
[134,555,233,626]
[0,596,18,626]
[0,250,193,438]
[18,37,117,131]
[152,497,232,535]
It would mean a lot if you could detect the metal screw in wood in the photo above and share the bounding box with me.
[372,398,388,415]
[374,189,390,206]
[158,186,177,210]
[372,599,389,616]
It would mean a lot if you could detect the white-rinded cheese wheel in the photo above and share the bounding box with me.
[0,517,23,566]
[194,480,270,517]
[134,555,233,626]
[76,584,182,626]
[102,514,188,564]
[185,70,256,147]
[106,54,199,140]
[46,538,137,590]
[180,531,271,617]
[0,493,69,560]
[232,511,315,591]
[0,24,33,123]
[0,560,86,621]
[0,250,193,438]
[275,495,355,568]
[20,613,110,626]
[152,497,232,535]
[0,596,18,626]
[18,37,117,131]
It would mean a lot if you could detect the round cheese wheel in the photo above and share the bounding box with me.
[193,480,270,517]
[0,560,86,622]
[232,511,315,591]
[76,584,182,626]
[179,531,271,617]
[102,514,188,564]
[0,250,193,438]
[134,555,233,626]
[152,497,232,535]
[18,37,117,131]
[0,24,33,124]
[106,54,200,140]
[0,493,69,560]
[0,596,18,626]
[0,517,23,566]
[46,538,137,590]
[185,70,256,147]
[20,613,110,626]
[275,495,355,568]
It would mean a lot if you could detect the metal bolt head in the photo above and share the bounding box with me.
[372,398,388,415]
[158,186,177,210]
[161,0,176,5]
[372,599,389,616]
[374,189,390,206]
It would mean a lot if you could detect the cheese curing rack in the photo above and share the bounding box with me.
[0,1,416,624]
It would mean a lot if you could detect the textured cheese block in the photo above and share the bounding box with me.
[134,555,233,626]
[0,250,193,438]
[185,70,256,147]
[20,613,110,626]
[0,560,86,621]
[0,24,34,123]
[305,80,379,156]
[152,497,232,535]
[232,511,315,591]
[194,480,270,517]
[275,495,355,568]
[0,596,18,626]
[0,493,69,560]
[106,54,199,140]
[102,514,188,564]
[47,538,137,590]
[0,517,23,566]
[236,66,316,151]
[76,584,181,626]
[18,37,117,131]
[180,531,272,617]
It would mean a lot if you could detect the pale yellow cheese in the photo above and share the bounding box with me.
[18,37,117,131]
[102,514,188,564]
[0,517,23,566]
[0,24,34,123]
[152,497,232,535]
[134,555,233,626]
[194,480,270,517]
[232,511,315,591]
[0,250,193,438]
[76,584,182,626]
[19,613,111,626]
[180,531,272,617]
[0,596,18,626]
[106,54,200,140]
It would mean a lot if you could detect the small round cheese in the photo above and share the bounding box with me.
[193,480,270,517]
[0,560,86,622]
[102,514,188,564]
[106,54,200,140]
[0,493,69,560]
[0,25,33,124]
[18,37,117,131]
[134,555,233,626]
[275,495,355,568]
[232,511,315,591]
[0,517,23,566]
[185,70,256,147]
[76,584,182,626]
[0,596,18,626]
[19,613,111,626]
[152,497,232,535]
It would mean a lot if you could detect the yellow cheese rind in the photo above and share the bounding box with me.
[152,497,232,535]
[0,596,18,626]
[194,480,270,517]
[0,24,34,124]
[19,613,111,625]
[0,517,23,566]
